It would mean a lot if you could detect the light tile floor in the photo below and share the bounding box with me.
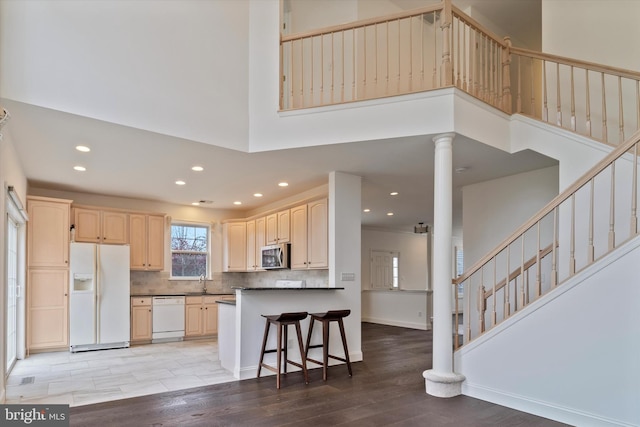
[6,339,236,407]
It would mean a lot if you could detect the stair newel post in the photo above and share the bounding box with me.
[440,0,453,87]
[502,37,512,114]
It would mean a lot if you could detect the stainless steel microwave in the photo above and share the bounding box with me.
[261,243,290,269]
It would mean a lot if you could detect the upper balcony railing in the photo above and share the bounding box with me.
[280,0,640,146]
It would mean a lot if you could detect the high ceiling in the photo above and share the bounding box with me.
[4,98,556,233]
[2,0,552,233]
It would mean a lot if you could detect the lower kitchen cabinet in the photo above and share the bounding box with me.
[28,269,69,351]
[131,297,152,343]
[185,296,220,338]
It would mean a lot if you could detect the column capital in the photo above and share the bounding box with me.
[432,133,456,144]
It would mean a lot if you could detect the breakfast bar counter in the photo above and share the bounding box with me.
[218,285,354,380]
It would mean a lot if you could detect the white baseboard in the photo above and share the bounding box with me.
[362,316,429,330]
[463,382,635,427]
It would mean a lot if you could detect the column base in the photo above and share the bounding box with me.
[423,369,465,398]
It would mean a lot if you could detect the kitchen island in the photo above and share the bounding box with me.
[218,285,359,380]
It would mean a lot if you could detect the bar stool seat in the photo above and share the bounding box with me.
[257,312,309,389]
[304,309,352,381]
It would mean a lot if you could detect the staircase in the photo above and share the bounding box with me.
[280,2,640,425]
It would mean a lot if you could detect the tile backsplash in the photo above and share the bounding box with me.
[130,269,329,295]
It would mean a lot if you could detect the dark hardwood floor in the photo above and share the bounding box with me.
[70,323,569,426]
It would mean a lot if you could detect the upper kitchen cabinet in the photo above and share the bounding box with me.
[130,213,165,271]
[27,196,72,268]
[290,198,328,270]
[73,207,128,244]
[266,209,290,244]
[223,221,246,272]
[246,217,266,271]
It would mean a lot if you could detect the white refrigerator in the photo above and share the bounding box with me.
[69,242,131,352]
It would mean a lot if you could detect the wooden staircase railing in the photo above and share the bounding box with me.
[280,0,640,145]
[279,1,640,348]
[452,129,639,349]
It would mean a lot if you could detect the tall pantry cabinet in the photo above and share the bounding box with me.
[26,196,73,352]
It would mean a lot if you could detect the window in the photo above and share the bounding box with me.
[171,223,209,278]
[392,254,399,288]
[455,246,464,295]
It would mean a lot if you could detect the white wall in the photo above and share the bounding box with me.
[0,0,250,152]
[542,0,640,71]
[362,229,429,290]
[455,236,640,427]
[0,128,28,403]
[361,228,430,329]
[462,165,559,269]
[362,290,429,329]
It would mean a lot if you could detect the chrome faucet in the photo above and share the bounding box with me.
[199,274,207,294]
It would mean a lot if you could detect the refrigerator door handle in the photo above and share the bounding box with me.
[95,244,100,344]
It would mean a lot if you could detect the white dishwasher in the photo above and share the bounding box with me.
[152,296,185,342]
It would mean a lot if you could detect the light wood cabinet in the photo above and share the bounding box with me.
[246,217,266,271]
[130,297,152,343]
[130,214,164,271]
[73,207,128,244]
[27,197,71,268]
[27,269,69,350]
[291,198,328,270]
[266,209,290,244]
[223,222,246,272]
[185,296,219,337]
[27,196,72,352]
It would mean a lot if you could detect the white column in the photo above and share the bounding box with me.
[423,133,465,397]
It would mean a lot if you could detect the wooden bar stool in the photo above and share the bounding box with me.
[257,312,309,389]
[304,309,352,381]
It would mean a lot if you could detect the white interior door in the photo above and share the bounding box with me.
[370,250,394,289]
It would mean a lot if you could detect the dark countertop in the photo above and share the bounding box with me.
[131,293,234,297]
[232,286,344,291]
[216,299,236,306]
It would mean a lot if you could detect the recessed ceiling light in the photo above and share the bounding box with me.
[191,202,200,206]
[233,201,242,205]
[387,212,394,216]
[455,167,469,173]
[253,193,263,198]
[73,166,86,171]
[278,182,289,187]
[191,166,204,172]
[390,192,399,196]
[363,209,371,213]
[175,180,186,186]
[75,145,90,152]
